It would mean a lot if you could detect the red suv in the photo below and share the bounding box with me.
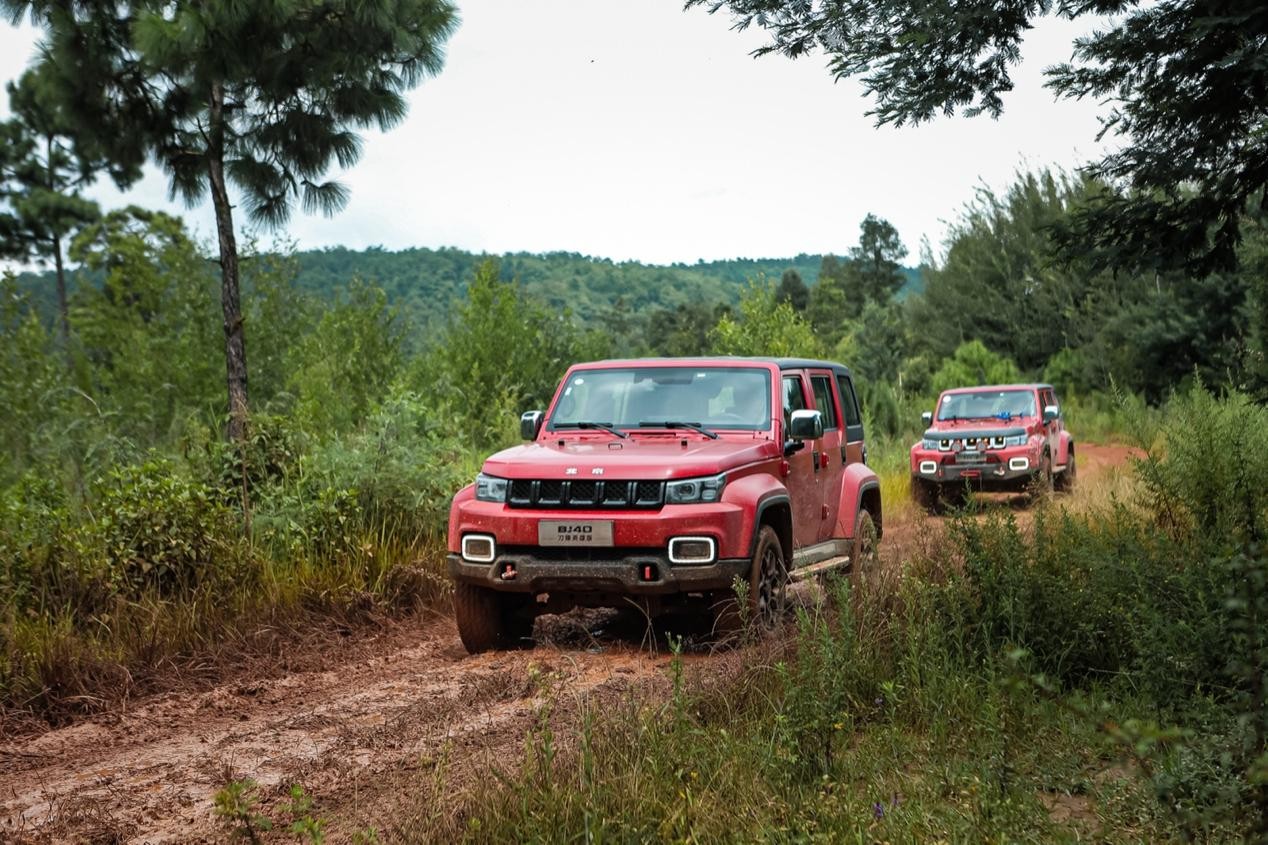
[909,383,1076,511]
[447,357,883,653]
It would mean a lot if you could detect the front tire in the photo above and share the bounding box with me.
[710,524,788,640]
[454,583,535,654]
[1054,448,1077,493]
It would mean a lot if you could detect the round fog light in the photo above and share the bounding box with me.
[669,536,715,564]
[462,534,496,562]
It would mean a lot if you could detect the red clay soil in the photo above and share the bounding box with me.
[0,443,1137,843]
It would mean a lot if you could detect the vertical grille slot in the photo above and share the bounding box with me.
[569,480,598,506]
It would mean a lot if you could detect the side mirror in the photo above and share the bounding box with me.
[921,411,933,426]
[520,410,544,440]
[789,409,824,441]
[1043,404,1059,423]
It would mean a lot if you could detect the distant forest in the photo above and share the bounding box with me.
[13,245,924,330]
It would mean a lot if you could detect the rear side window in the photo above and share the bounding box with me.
[811,375,840,430]
[835,375,862,427]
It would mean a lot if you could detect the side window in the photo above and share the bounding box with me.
[835,375,862,428]
[811,375,840,430]
[1040,388,1055,414]
[782,375,806,430]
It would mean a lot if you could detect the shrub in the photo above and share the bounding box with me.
[90,459,243,598]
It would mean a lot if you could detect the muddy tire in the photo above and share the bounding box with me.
[710,524,787,640]
[1054,447,1077,493]
[1030,451,1054,501]
[850,509,880,578]
[454,582,517,654]
[911,477,940,515]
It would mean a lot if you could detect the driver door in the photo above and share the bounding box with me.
[782,372,821,549]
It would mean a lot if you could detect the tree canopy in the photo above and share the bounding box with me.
[689,0,1268,275]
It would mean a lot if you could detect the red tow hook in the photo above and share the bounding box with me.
[501,563,517,580]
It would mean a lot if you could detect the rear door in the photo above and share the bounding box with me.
[810,371,845,542]
[782,371,821,549]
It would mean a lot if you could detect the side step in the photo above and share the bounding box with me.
[790,555,851,581]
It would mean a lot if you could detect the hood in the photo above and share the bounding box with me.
[923,422,1030,440]
[482,433,779,480]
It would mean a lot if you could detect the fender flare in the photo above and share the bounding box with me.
[1057,432,1075,467]
[720,472,791,561]
[835,463,883,540]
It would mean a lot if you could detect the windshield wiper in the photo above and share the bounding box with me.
[554,421,628,439]
[637,420,719,440]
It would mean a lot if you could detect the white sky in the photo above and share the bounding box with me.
[0,1,1111,266]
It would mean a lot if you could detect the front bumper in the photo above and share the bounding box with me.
[448,551,750,595]
[911,449,1038,491]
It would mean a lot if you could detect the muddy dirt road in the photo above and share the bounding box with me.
[0,444,1135,843]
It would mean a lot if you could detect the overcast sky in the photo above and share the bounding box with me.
[0,1,1111,266]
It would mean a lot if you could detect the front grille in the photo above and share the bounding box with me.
[504,479,664,510]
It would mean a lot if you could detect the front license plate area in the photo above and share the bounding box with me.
[538,520,614,547]
[957,450,985,464]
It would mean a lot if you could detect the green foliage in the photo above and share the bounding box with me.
[289,282,402,434]
[1136,384,1268,548]
[692,0,1268,276]
[420,259,609,446]
[214,778,272,844]
[775,267,808,310]
[709,281,823,358]
[90,459,242,598]
[930,340,1022,394]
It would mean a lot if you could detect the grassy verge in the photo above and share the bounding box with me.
[0,529,451,728]
[388,385,1268,842]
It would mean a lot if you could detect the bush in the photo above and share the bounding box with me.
[90,459,243,598]
[930,340,1022,394]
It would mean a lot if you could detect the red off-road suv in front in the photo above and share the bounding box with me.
[909,383,1076,512]
[447,357,883,653]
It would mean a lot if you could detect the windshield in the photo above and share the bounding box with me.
[549,366,773,432]
[937,389,1036,421]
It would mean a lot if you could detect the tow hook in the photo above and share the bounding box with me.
[500,562,517,580]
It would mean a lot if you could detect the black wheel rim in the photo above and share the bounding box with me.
[754,544,784,625]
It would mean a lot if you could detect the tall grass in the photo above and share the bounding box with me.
[393,384,1268,842]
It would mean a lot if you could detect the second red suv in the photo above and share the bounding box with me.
[910,383,1076,511]
[447,357,883,653]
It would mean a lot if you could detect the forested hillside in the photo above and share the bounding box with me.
[12,245,923,332]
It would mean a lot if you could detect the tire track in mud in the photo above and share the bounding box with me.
[1,616,677,843]
[0,444,1135,843]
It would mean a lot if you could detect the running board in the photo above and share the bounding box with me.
[790,555,851,581]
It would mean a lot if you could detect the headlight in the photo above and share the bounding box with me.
[1002,435,1027,447]
[665,473,726,504]
[921,438,939,450]
[474,473,509,502]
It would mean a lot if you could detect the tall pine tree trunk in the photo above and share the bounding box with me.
[52,233,70,348]
[207,81,249,444]
[208,80,251,529]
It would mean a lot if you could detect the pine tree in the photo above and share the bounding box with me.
[7,0,458,444]
[0,66,134,347]
[776,268,809,311]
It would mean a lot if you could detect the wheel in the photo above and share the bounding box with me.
[1030,451,1054,501]
[750,525,789,628]
[1054,448,1077,493]
[453,583,535,653]
[850,509,879,578]
[454,582,504,653]
[911,477,940,515]
[710,524,787,639]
